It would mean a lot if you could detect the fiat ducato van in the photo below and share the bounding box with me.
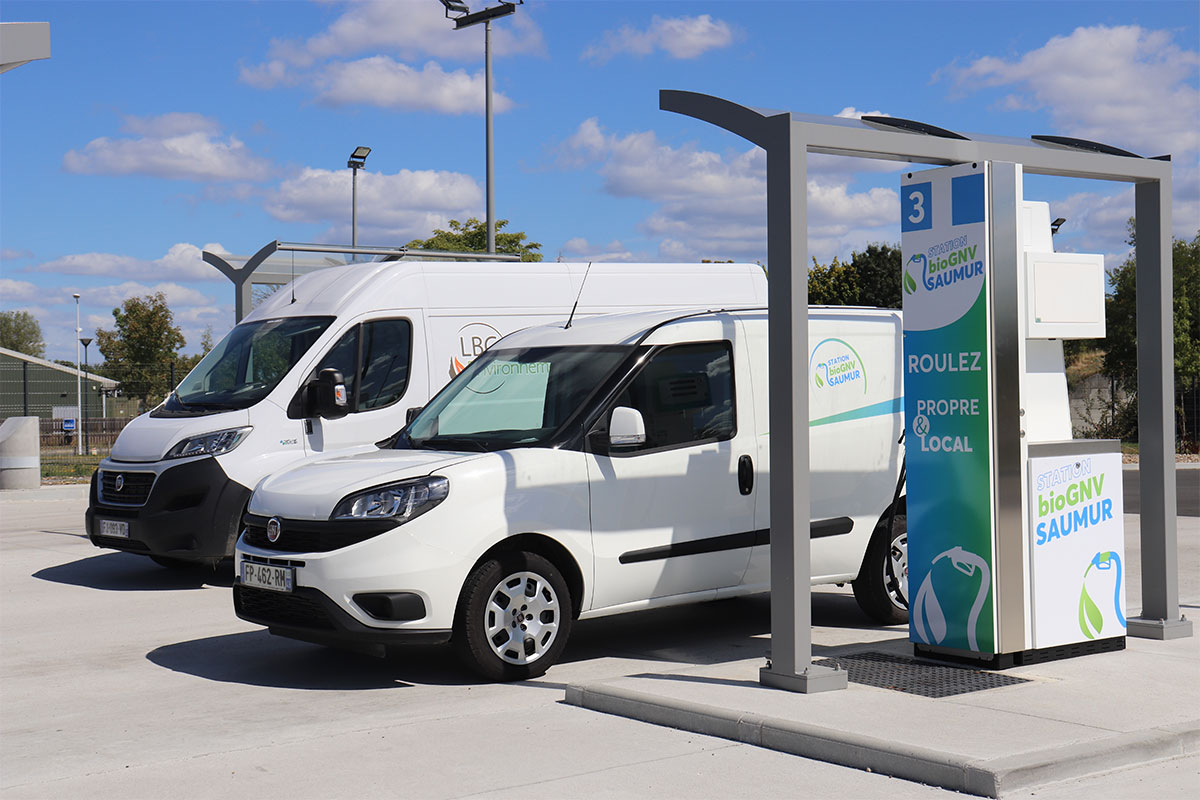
[86,261,768,567]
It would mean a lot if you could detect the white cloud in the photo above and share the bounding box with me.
[557,118,898,264]
[0,278,39,302]
[313,57,513,114]
[836,107,889,119]
[63,113,272,182]
[88,282,214,309]
[265,167,481,243]
[239,0,544,110]
[558,238,636,263]
[1,248,33,261]
[583,14,736,63]
[31,243,230,282]
[939,25,1199,157]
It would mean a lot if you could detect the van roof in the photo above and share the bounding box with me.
[496,304,901,349]
[240,260,768,323]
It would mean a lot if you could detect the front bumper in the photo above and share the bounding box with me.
[233,582,452,656]
[86,457,252,562]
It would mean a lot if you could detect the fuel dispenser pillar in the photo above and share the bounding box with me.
[901,161,1125,666]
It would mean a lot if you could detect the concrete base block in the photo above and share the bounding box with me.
[0,417,40,490]
[1127,615,1194,640]
[759,663,848,693]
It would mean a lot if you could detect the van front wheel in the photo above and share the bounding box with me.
[454,552,573,681]
[852,512,908,625]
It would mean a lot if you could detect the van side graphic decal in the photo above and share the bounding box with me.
[809,397,904,428]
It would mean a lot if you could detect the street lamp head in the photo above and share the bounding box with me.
[1050,217,1067,235]
[348,146,372,170]
[73,293,81,300]
[439,0,470,17]
[80,337,92,348]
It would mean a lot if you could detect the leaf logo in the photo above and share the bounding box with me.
[815,373,824,388]
[904,269,918,295]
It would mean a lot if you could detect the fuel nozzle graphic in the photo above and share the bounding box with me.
[912,546,992,651]
[1079,551,1126,639]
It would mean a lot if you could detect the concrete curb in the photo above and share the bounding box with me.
[563,683,1200,798]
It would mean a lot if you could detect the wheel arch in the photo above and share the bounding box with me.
[469,533,586,619]
[856,494,907,582]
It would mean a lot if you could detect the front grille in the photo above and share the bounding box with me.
[242,517,395,553]
[99,470,156,506]
[235,585,334,630]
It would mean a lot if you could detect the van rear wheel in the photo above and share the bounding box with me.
[454,551,573,681]
[852,511,908,625]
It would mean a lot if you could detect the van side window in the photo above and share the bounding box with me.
[308,318,413,413]
[609,341,735,452]
[357,320,412,410]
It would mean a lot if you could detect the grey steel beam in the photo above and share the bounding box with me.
[1128,179,1192,639]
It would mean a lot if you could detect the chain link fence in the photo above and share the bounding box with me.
[0,360,179,480]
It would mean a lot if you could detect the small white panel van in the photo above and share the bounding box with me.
[234,306,907,680]
[86,261,768,566]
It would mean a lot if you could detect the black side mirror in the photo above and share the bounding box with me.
[406,406,423,425]
[313,368,349,419]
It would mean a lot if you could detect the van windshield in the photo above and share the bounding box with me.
[157,316,334,415]
[404,345,633,451]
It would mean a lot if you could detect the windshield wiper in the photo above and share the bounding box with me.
[416,436,489,453]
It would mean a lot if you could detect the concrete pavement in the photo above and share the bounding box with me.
[2,483,1197,798]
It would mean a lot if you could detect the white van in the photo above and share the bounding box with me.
[233,306,907,680]
[86,261,768,567]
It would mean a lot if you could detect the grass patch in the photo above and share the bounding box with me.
[42,456,101,480]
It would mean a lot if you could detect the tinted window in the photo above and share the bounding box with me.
[609,341,735,452]
[309,318,412,413]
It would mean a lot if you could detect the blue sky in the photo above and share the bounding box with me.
[2,0,1197,361]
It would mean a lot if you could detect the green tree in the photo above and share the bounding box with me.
[95,292,186,405]
[1103,224,1200,392]
[406,218,543,262]
[807,256,859,305]
[807,243,902,308]
[0,310,46,357]
[848,242,902,308]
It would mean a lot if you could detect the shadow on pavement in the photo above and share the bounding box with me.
[148,630,482,689]
[33,552,233,591]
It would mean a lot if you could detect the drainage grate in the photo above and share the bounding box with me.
[813,651,1031,698]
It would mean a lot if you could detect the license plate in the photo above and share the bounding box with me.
[99,519,129,539]
[242,562,294,593]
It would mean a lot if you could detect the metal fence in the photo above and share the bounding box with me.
[0,361,179,480]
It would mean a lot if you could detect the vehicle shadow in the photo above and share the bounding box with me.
[560,589,906,668]
[147,630,483,689]
[33,552,234,591]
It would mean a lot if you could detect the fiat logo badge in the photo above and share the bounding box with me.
[266,518,282,543]
[114,474,125,492]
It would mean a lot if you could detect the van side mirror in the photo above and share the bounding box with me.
[406,406,423,425]
[314,368,349,420]
[608,406,646,447]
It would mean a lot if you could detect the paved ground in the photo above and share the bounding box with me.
[1,484,1196,799]
[1124,464,1199,516]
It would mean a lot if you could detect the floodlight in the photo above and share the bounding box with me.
[1050,217,1067,235]
[439,0,470,17]
[351,146,372,161]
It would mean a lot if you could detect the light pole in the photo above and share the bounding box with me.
[440,1,519,255]
[348,146,371,249]
[80,336,92,454]
[73,292,81,456]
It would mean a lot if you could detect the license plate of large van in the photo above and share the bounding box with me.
[99,519,129,538]
[242,562,294,593]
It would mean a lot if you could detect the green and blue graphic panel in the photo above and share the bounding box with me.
[1028,451,1125,647]
[902,162,996,654]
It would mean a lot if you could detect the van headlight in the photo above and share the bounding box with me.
[165,427,252,459]
[331,476,449,522]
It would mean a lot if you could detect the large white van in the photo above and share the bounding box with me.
[233,306,907,680]
[86,261,768,566]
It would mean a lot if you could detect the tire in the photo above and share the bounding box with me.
[852,509,908,625]
[454,551,573,681]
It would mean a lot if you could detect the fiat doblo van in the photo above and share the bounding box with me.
[234,306,906,680]
[86,261,767,567]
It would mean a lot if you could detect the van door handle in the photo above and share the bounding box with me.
[738,455,754,495]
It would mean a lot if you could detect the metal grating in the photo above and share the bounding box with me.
[813,651,1031,698]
